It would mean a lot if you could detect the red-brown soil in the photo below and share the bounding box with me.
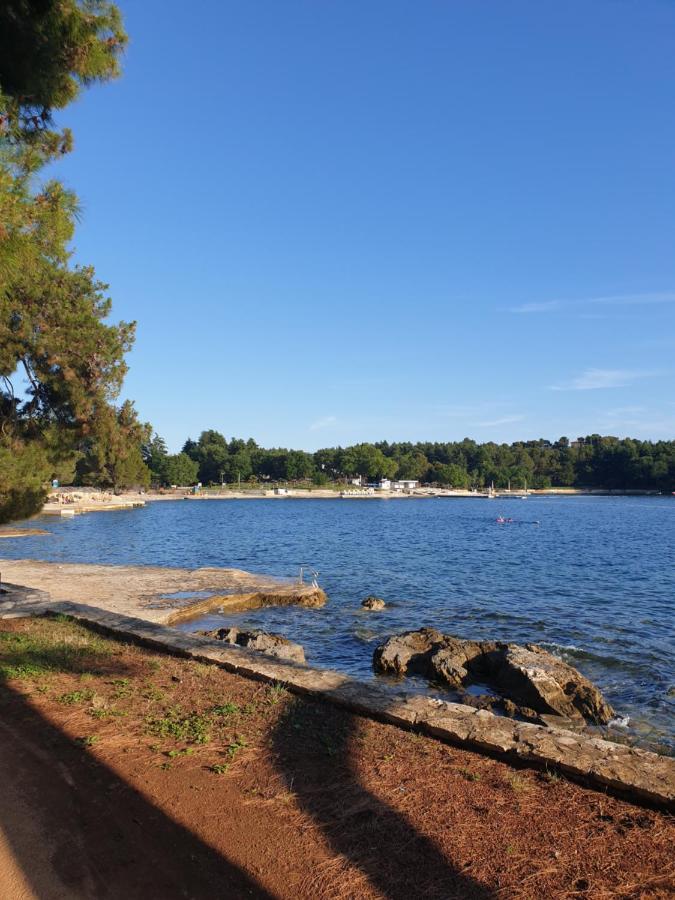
[0,617,672,900]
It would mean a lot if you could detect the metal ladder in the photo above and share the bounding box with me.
[298,565,320,588]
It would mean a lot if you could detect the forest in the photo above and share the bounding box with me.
[143,431,675,492]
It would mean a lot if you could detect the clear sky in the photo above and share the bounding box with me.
[53,1,675,452]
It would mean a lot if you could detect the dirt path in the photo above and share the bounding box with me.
[0,617,673,899]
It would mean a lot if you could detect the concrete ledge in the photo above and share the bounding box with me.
[4,601,673,810]
[0,582,51,618]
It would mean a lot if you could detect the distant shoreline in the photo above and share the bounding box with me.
[34,486,669,517]
[141,487,667,502]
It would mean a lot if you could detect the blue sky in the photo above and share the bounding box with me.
[52,1,675,451]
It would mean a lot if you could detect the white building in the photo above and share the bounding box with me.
[391,479,418,491]
[372,478,419,491]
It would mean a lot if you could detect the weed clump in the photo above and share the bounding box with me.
[145,707,211,744]
[211,702,240,717]
[59,689,95,705]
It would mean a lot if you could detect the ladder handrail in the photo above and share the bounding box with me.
[298,565,320,588]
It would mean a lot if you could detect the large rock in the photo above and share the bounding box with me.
[373,629,614,725]
[372,627,443,676]
[199,627,305,664]
[430,637,492,686]
[373,628,489,684]
[490,643,615,725]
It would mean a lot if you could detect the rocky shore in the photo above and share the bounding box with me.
[373,628,614,726]
[198,626,306,663]
[2,560,673,806]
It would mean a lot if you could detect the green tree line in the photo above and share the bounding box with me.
[144,431,675,492]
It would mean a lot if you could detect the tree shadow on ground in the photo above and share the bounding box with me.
[0,680,274,900]
[270,692,495,899]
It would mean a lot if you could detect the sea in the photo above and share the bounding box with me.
[2,495,673,753]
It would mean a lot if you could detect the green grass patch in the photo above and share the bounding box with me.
[226,736,248,758]
[266,683,288,705]
[58,688,95,705]
[145,707,211,744]
[141,685,165,701]
[88,706,127,720]
[211,702,240,717]
[165,747,195,759]
[110,677,132,699]
[0,620,115,682]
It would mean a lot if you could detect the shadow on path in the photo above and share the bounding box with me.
[271,692,495,900]
[0,681,274,900]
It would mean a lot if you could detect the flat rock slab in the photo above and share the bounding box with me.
[166,587,326,623]
[0,560,325,624]
[0,529,51,538]
[2,598,673,810]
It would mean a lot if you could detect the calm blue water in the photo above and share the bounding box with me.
[3,496,674,751]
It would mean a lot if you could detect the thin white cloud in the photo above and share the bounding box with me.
[509,291,675,315]
[308,415,337,431]
[473,414,526,427]
[509,301,561,314]
[603,406,646,417]
[550,369,657,391]
[589,291,675,307]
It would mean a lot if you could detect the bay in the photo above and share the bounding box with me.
[3,495,673,752]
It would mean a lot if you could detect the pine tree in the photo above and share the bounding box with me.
[0,1,148,521]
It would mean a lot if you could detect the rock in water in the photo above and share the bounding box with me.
[492,643,614,724]
[372,627,443,676]
[430,637,492,687]
[203,627,239,643]
[239,630,306,664]
[373,629,614,724]
[361,596,386,610]
[372,628,489,683]
[199,627,305,664]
